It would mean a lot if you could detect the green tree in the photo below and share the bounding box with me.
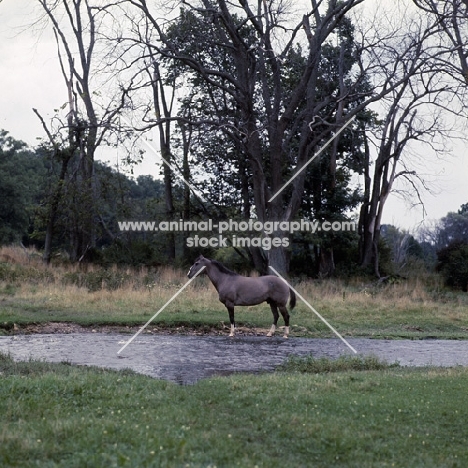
[155,6,369,274]
[0,131,48,245]
[126,0,371,274]
[437,211,468,248]
[437,240,468,291]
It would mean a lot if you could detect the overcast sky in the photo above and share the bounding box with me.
[1,0,467,233]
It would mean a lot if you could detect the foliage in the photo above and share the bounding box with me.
[162,8,370,275]
[0,128,208,267]
[0,134,170,265]
[289,228,361,277]
[437,240,468,291]
[0,262,54,284]
[378,225,433,277]
[437,211,468,248]
[0,131,48,245]
[61,268,133,292]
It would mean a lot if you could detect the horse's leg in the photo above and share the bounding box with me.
[279,305,290,338]
[226,304,235,337]
[267,302,279,337]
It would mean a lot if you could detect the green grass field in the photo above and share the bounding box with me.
[1,353,467,467]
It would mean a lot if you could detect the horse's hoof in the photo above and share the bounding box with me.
[283,335,289,339]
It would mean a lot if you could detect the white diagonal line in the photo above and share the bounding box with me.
[117,266,206,355]
[268,115,356,203]
[268,266,357,354]
[121,116,207,203]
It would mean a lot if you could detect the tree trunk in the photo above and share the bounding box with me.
[249,247,268,276]
[43,156,71,264]
[180,121,191,260]
[153,60,176,261]
[267,242,290,276]
[162,143,176,261]
[319,248,335,277]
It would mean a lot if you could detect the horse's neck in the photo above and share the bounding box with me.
[206,265,227,292]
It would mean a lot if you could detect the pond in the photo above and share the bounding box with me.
[1,334,468,384]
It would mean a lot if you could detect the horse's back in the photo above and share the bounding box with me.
[237,274,287,291]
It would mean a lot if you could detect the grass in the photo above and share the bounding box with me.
[278,354,400,373]
[1,245,468,339]
[1,352,467,467]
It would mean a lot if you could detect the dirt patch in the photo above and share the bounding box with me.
[13,322,128,335]
[7,321,276,337]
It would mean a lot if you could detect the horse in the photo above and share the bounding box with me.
[187,255,296,338]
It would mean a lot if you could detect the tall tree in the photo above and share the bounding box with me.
[121,0,449,274]
[356,8,458,276]
[148,58,177,261]
[123,0,366,273]
[35,0,126,262]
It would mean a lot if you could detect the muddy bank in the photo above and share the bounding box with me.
[2,321,274,336]
[2,333,468,385]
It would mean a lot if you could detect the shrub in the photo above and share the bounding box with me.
[61,268,132,292]
[0,261,54,284]
[437,241,468,292]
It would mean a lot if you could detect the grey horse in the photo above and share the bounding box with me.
[188,255,296,338]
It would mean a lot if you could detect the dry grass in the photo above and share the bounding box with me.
[1,245,467,338]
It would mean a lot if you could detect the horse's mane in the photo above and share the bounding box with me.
[209,259,239,276]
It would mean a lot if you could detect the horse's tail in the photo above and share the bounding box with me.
[289,288,296,310]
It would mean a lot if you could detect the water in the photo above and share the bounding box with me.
[1,334,468,385]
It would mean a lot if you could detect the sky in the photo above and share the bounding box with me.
[0,0,467,234]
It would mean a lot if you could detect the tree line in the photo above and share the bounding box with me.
[2,0,468,280]
[2,127,468,289]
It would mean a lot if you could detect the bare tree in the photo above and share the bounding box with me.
[413,0,468,86]
[309,3,463,275]
[356,8,456,276]
[148,58,177,260]
[35,0,127,262]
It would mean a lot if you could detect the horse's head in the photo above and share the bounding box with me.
[187,255,209,278]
